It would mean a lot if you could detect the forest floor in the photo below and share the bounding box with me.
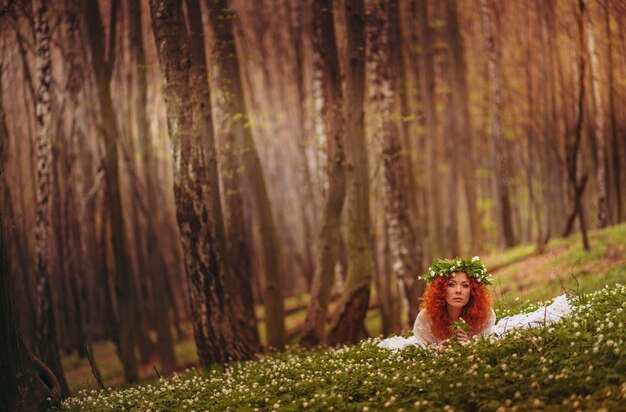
[59,223,626,408]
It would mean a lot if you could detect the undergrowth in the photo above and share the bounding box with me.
[59,283,626,411]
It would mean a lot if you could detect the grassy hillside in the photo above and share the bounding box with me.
[484,223,626,308]
[58,223,626,408]
[60,283,626,411]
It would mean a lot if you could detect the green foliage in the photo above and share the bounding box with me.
[449,319,473,342]
[59,284,626,411]
[449,319,472,333]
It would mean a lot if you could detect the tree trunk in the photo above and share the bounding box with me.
[1,62,61,412]
[327,0,372,346]
[479,0,515,248]
[371,0,422,326]
[150,0,253,364]
[83,0,142,382]
[205,0,285,350]
[130,0,177,374]
[563,0,591,250]
[185,0,261,354]
[605,0,622,222]
[51,135,73,355]
[63,0,105,363]
[300,0,347,348]
[32,0,70,397]
[522,11,544,248]
[540,0,561,239]
[376,219,401,335]
[446,0,482,251]
[0,229,61,411]
[415,0,443,258]
[187,0,261,353]
[584,0,607,228]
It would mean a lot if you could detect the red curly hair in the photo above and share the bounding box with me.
[420,273,492,341]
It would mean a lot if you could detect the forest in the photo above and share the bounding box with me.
[1,0,625,409]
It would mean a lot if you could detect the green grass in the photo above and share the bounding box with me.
[59,223,626,405]
[59,284,626,411]
[485,223,626,308]
[62,325,200,393]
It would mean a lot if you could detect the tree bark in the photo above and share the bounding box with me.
[32,0,70,397]
[150,0,253,364]
[300,0,347,348]
[205,0,286,350]
[370,0,422,327]
[1,62,61,412]
[187,0,261,354]
[327,0,372,346]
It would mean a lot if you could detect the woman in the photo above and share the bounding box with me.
[378,256,496,350]
[378,256,572,351]
[413,257,495,345]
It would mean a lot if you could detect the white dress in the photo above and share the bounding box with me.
[377,294,572,351]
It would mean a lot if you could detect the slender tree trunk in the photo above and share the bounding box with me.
[327,0,372,346]
[480,0,515,248]
[83,0,143,382]
[553,4,573,236]
[375,219,401,335]
[604,0,622,222]
[150,0,253,364]
[584,0,608,228]
[430,0,460,257]
[128,196,157,363]
[63,0,103,364]
[415,0,443,258]
[205,0,285,350]
[32,0,70,396]
[130,0,177,374]
[300,0,347,347]
[541,0,561,239]
[563,0,591,250]
[523,14,544,247]
[399,1,428,269]
[446,0,482,251]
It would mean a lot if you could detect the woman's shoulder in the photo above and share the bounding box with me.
[416,308,431,322]
[413,308,437,344]
[413,309,431,328]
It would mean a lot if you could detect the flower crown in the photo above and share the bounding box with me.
[420,256,492,285]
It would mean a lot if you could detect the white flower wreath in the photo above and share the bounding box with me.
[419,256,492,285]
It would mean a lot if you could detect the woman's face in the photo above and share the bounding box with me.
[445,272,471,309]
